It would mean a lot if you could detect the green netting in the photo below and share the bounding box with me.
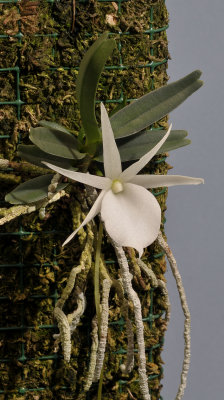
[0,0,169,399]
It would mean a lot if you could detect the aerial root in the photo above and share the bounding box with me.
[110,240,151,400]
[53,226,94,362]
[93,278,111,381]
[157,231,191,400]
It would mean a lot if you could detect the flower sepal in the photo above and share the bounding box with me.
[43,103,204,256]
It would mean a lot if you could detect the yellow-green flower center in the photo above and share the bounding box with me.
[111,179,124,194]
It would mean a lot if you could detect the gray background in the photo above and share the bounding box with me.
[162,1,224,399]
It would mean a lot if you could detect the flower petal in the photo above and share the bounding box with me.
[120,124,172,182]
[63,190,106,246]
[42,161,111,190]
[101,103,122,179]
[101,183,161,257]
[129,174,204,188]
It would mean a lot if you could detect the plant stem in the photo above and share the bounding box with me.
[94,221,103,328]
[97,359,105,400]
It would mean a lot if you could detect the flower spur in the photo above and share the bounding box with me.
[43,103,204,257]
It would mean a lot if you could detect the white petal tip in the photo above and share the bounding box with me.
[62,231,77,246]
[101,102,106,112]
[136,248,144,258]
[62,238,72,247]
[195,178,204,185]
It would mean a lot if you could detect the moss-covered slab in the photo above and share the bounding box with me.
[0,0,170,398]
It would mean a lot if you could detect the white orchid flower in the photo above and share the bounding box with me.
[43,103,204,257]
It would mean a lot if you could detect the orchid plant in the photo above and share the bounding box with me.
[40,105,203,400]
[43,103,203,257]
[1,33,204,400]
[5,33,203,208]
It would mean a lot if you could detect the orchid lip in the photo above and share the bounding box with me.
[111,179,124,194]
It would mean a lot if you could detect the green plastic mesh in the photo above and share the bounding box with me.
[0,0,169,399]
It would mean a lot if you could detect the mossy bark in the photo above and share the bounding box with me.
[0,1,170,399]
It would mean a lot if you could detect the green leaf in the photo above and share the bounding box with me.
[76,32,116,144]
[18,144,78,170]
[5,174,68,205]
[29,126,85,160]
[38,120,71,134]
[110,70,203,138]
[95,129,191,163]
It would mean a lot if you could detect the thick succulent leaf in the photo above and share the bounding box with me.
[95,130,190,162]
[5,174,68,205]
[18,144,78,170]
[38,120,71,134]
[110,70,203,138]
[76,32,116,143]
[118,130,190,162]
[29,126,85,160]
